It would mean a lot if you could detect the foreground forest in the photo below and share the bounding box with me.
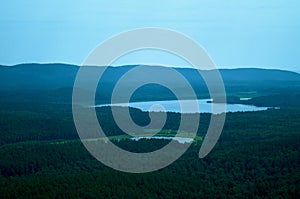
[0,102,299,198]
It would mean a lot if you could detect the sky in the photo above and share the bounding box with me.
[0,0,300,71]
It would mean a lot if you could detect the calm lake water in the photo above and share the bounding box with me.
[130,136,193,143]
[95,99,269,114]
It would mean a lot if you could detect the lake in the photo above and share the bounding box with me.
[95,99,269,114]
[130,136,194,143]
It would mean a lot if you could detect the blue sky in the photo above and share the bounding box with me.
[0,0,299,71]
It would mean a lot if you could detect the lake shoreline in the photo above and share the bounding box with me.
[94,99,270,114]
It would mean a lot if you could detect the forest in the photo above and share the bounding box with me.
[0,101,299,198]
[0,64,300,198]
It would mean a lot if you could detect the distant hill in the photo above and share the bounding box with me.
[0,64,78,91]
[219,68,300,82]
[0,64,300,104]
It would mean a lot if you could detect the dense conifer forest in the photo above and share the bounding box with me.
[0,102,299,198]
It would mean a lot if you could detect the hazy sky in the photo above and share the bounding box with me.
[0,0,299,71]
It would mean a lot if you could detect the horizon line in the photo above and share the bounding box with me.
[0,62,299,73]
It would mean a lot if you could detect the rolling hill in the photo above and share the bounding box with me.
[1,64,300,105]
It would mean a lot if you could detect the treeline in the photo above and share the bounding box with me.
[0,103,195,145]
[1,102,299,145]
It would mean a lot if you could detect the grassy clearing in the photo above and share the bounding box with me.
[51,129,202,145]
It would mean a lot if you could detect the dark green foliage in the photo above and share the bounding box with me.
[0,102,299,198]
[1,64,300,104]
